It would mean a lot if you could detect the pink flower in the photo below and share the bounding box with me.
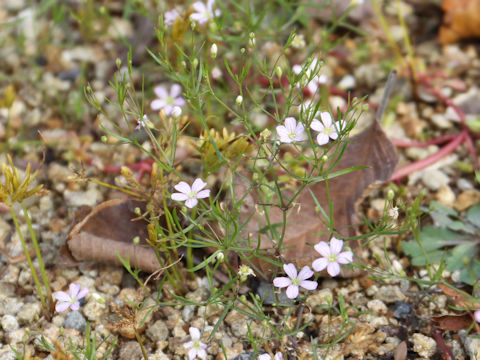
[164,9,180,26]
[310,112,345,145]
[312,237,353,277]
[276,117,306,143]
[151,84,186,116]
[171,178,210,208]
[190,0,221,25]
[54,283,89,313]
[184,327,207,360]
[475,309,480,323]
[258,353,283,360]
[135,114,149,130]
[273,263,317,299]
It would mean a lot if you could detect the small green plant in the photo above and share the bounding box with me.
[0,155,53,316]
[402,200,480,285]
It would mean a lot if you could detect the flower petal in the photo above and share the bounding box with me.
[273,277,291,288]
[154,85,168,99]
[77,287,89,299]
[191,178,207,192]
[310,119,324,132]
[174,181,191,194]
[185,198,198,208]
[197,348,207,360]
[192,1,206,12]
[283,263,297,279]
[163,104,173,115]
[183,341,193,349]
[274,353,284,360]
[297,266,313,280]
[70,301,80,311]
[329,129,339,140]
[189,327,201,340]
[338,251,353,264]
[300,280,318,291]
[475,309,480,323]
[174,97,186,106]
[151,99,166,110]
[320,112,332,127]
[258,355,271,360]
[284,117,297,132]
[317,133,329,145]
[292,65,302,75]
[312,257,328,272]
[69,283,80,298]
[286,285,299,299]
[171,193,188,201]
[188,348,198,360]
[55,301,71,313]
[196,189,210,199]
[329,237,344,255]
[314,241,330,257]
[170,84,182,98]
[327,262,341,277]
[54,291,71,302]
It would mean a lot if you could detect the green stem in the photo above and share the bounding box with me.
[20,202,52,305]
[9,207,47,312]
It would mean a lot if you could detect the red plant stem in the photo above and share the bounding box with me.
[390,131,467,182]
[431,330,454,360]
[392,134,457,148]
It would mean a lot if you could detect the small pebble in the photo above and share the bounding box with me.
[255,281,292,305]
[393,301,413,320]
[146,320,169,342]
[233,352,255,360]
[64,311,87,332]
[412,333,437,357]
[1,315,19,331]
[376,286,406,303]
[367,299,388,315]
[421,168,450,191]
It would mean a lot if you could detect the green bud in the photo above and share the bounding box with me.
[275,66,283,79]
[387,189,395,200]
[133,236,140,245]
[192,58,199,69]
[101,136,107,143]
[115,58,122,69]
[321,155,328,162]
[134,207,141,215]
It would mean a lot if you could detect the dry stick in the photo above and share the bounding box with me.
[377,70,397,124]
[431,330,455,360]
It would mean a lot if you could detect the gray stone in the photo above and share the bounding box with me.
[463,336,480,360]
[119,341,143,360]
[421,169,450,191]
[393,301,413,320]
[1,315,18,331]
[376,286,406,303]
[182,305,195,322]
[64,311,86,332]
[233,352,255,360]
[17,302,41,324]
[146,320,169,342]
[256,281,292,305]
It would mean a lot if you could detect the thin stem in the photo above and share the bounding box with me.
[20,202,52,308]
[9,207,47,312]
[376,70,397,124]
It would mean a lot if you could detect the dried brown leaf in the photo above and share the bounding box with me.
[439,0,480,44]
[67,199,159,272]
[432,314,473,331]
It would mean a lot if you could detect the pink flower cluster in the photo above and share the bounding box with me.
[273,237,353,299]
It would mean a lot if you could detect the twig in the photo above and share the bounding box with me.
[432,329,455,360]
[377,70,397,124]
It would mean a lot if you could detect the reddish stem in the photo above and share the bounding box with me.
[431,330,455,360]
[390,131,467,182]
[392,134,457,148]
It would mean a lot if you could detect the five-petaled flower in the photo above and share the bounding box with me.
[190,0,221,25]
[258,353,283,360]
[276,117,306,144]
[310,112,345,145]
[171,178,210,209]
[135,114,150,130]
[273,263,317,299]
[164,9,180,26]
[151,84,186,116]
[312,237,353,277]
[54,283,89,313]
[184,327,208,360]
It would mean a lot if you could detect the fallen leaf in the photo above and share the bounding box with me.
[432,314,473,331]
[235,119,398,276]
[67,199,159,272]
[393,341,407,360]
[438,283,480,308]
[439,0,480,45]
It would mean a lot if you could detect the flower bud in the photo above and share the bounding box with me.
[115,58,122,69]
[216,252,225,263]
[133,236,140,245]
[240,47,245,54]
[260,128,271,141]
[210,43,218,59]
[192,58,199,69]
[361,103,369,111]
[236,95,243,106]
[101,136,107,143]
[275,66,283,79]
[387,189,395,200]
[321,155,328,162]
[171,106,182,118]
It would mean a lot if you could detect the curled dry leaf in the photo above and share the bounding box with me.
[439,0,480,44]
[432,314,473,331]
[234,119,398,277]
[66,199,159,272]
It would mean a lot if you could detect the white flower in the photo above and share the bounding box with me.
[236,95,243,106]
[258,353,283,360]
[310,112,345,145]
[184,327,207,360]
[135,114,149,130]
[291,34,306,49]
[190,0,221,25]
[276,117,306,144]
[292,58,327,95]
[164,9,180,26]
[171,178,210,208]
[312,237,353,277]
[211,66,223,80]
[171,106,182,118]
[151,84,186,116]
[273,263,318,299]
[389,206,399,220]
[54,283,89,313]
[210,43,218,59]
[238,265,256,280]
